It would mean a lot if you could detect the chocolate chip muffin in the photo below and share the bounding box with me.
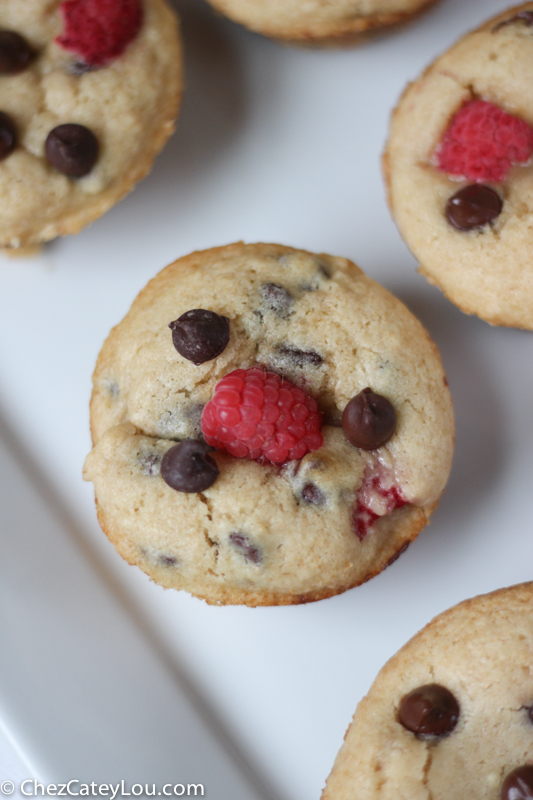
[204,0,440,45]
[0,0,182,250]
[384,4,533,329]
[322,582,533,800]
[83,242,454,606]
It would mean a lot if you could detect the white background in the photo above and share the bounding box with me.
[0,0,532,797]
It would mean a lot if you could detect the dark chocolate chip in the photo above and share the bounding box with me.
[229,532,262,564]
[445,185,502,231]
[277,345,324,367]
[0,31,33,74]
[45,124,99,177]
[342,388,396,450]
[317,261,331,279]
[158,554,177,567]
[301,483,326,506]
[0,112,16,161]
[169,309,230,365]
[67,60,98,76]
[161,440,219,493]
[398,684,460,738]
[139,452,161,477]
[501,766,533,800]
[259,283,293,317]
[494,11,533,31]
[528,706,533,725]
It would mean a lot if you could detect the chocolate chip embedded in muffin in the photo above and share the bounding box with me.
[0,31,33,74]
[342,388,396,450]
[169,309,230,365]
[0,112,16,161]
[45,124,99,177]
[160,440,219,493]
[398,684,460,738]
[259,283,294,318]
[501,766,533,799]
[229,532,262,565]
[445,185,503,231]
[493,10,533,31]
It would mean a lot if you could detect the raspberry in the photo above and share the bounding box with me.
[57,0,144,67]
[436,100,533,183]
[352,469,407,541]
[201,367,323,464]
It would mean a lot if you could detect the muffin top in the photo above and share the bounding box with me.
[84,242,454,605]
[0,0,182,248]
[323,582,533,799]
[385,3,533,328]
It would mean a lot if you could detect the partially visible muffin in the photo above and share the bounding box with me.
[323,583,533,800]
[83,242,454,606]
[384,4,533,328]
[204,0,440,45]
[0,0,182,250]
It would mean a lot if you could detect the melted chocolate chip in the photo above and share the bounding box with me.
[501,766,533,800]
[45,124,99,177]
[169,309,230,365]
[67,60,99,76]
[161,440,219,493]
[229,532,262,564]
[158,554,177,567]
[0,31,33,74]
[398,684,460,738]
[301,483,326,506]
[494,11,533,31]
[139,452,161,477]
[259,283,293,317]
[277,345,324,367]
[0,112,16,161]
[445,185,502,231]
[342,388,396,450]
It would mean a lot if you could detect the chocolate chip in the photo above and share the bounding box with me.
[0,112,16,161]
[158,554,177,567]
[45,124,99,177]
[342,388,396,450]
[229,532,262,564]
[169,309,230,365]
[501,766,533,799]
[277,345,324,367]
[398,684,460,738]
[528,706,533,724]
[445,185,502,231]
[494,11,533,31]
[0,31,33,74]
[161,440,219,493]
[317,261,331,279]
[301,483,326,506]
[139,452,161,477]
[259,283,293,318]
[67,60,98,76]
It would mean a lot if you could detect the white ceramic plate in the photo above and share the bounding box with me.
[1,0,532,797]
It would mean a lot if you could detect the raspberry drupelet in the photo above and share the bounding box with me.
[57,0,144,67]
[436,100,533,183]
[201,367,323,464]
